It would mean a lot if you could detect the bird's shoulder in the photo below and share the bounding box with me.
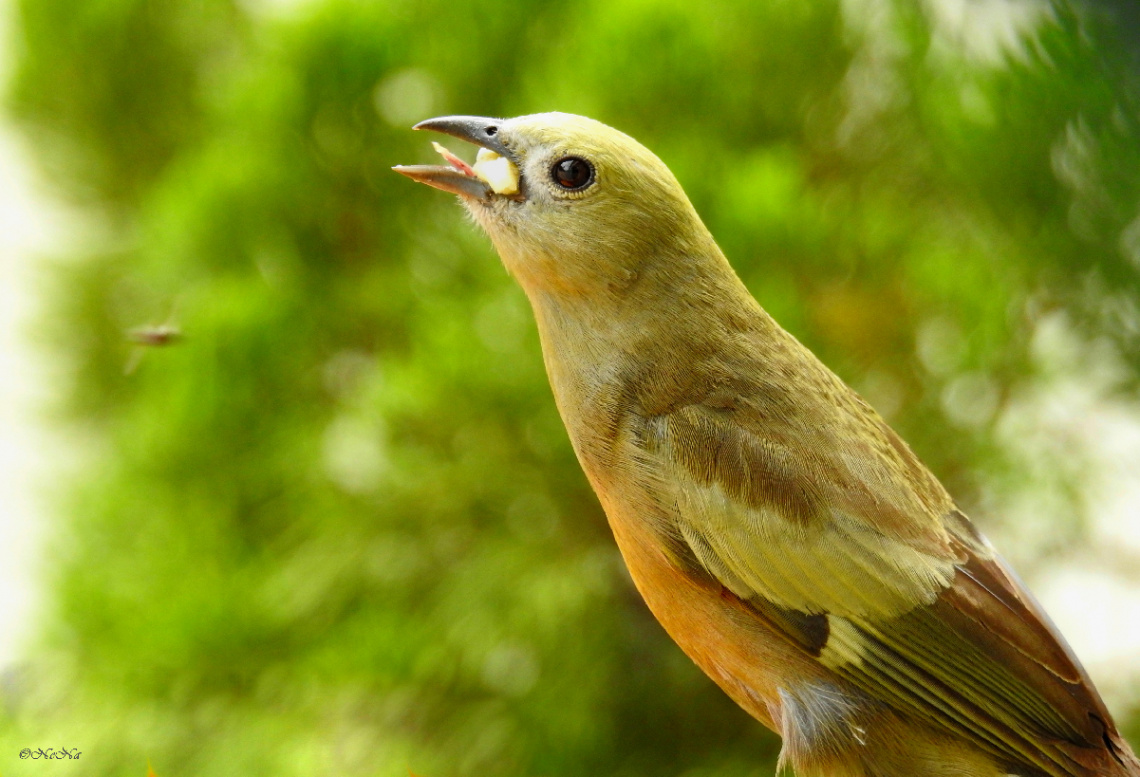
[611,324,956,560]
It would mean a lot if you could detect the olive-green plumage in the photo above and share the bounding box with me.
[396,113,1140,777]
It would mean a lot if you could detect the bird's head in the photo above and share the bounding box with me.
[395,113,715,298]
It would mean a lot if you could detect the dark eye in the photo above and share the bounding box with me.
[551,157,594,190]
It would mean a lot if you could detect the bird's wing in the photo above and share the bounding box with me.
[629,399,1116,776]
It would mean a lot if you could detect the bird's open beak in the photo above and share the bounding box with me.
[393,116,520,200]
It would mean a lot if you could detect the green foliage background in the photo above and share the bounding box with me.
[3,0,1139,774]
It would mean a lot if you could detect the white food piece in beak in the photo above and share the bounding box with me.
[472,148,520,195]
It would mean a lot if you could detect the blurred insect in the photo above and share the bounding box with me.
[124,320,183,375]
[127,324,182,347]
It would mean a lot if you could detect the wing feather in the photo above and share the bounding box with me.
[630,399,1117,776]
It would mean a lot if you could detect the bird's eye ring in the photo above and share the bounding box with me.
[551,157,594,191]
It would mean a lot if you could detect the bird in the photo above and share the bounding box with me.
[394,113,1140,777]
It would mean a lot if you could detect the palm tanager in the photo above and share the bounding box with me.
[395,112,1140,777]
